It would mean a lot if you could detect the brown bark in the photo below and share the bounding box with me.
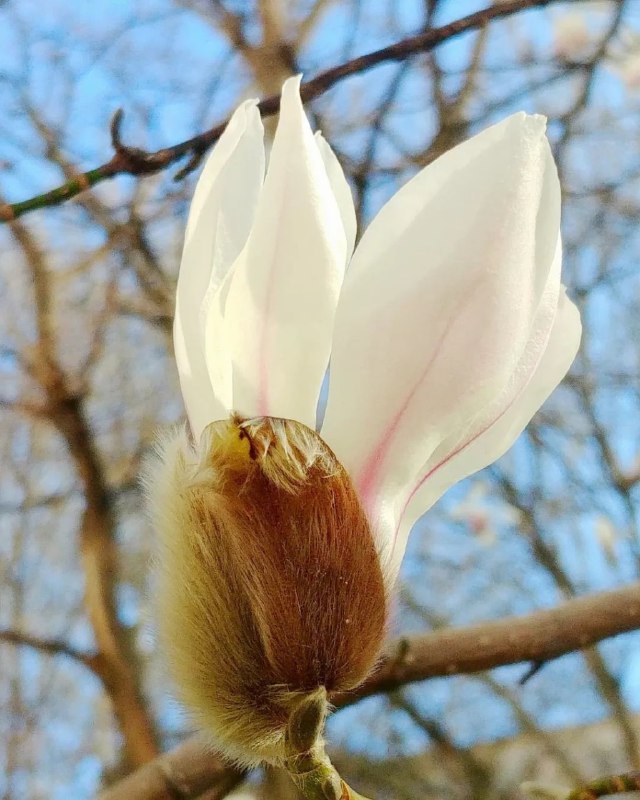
[97,738,245,800]
[341,582,640,703]
[7,216,159,768]
[99,581,640,799]
[0,0,598,222]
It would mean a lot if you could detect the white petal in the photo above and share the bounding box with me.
[221,76,347,426]
[321,113,561,557]
[314,131,357,263]
[202,266,235,432]
[387,289,581,579]
[175,101,265,439]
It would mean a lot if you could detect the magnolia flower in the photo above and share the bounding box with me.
[552,13,592,60]
[610,49,640,92]
[147,77,580,768]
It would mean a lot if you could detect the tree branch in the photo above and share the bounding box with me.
[339,581,640,702]
[7,214,160,768]
[0,0,595,222]
[0,629,100,672]
[97,739,246,800]
[99,582,640,800]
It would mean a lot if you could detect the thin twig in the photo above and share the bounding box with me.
[0,0,595,222]
[566,771,640,800]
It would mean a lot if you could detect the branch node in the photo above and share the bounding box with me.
[566,771,640,800]
[109,108,125,151]
[0,203,15,222]
[109,108,162,174]
[519,660,546,685]
[173,148,206,182]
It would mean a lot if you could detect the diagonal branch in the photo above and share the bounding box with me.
[99,581,640,800]
[0,0,597,223]
[339,581,640,703]
[0,629,100,671]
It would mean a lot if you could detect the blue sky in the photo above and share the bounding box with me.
[2,0,640,796]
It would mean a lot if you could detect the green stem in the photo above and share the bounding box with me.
[0,167,107,221]
[566,772,640,800]
[283,688,374,800]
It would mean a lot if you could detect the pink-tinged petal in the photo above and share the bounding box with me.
[387,288,581,579]
[175,101,265,439]
[222,76,347,427]
[314,131,357,263]
[321,113,561,559]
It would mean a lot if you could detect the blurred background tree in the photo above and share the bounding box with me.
[1,0,640,798]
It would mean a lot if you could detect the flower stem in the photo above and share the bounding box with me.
[284,688,374,800]
[565,772,640,800]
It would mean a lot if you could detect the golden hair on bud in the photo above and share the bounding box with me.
[145,416,387,766]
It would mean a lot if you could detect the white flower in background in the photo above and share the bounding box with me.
[568,7,640,92]
[147,76,581,767]
[449,482,522,546]
[552,13,592,60]
[609,46,640,92]
[594,514,618,567]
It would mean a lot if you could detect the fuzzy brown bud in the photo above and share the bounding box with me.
[146,415,387,766]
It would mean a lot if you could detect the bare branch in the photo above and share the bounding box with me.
[342,582,640,702]
[7,214,160,768]
[0,0,597,223]
[97,738,246,800]
[100,582,640,800]
[0,628,99,671]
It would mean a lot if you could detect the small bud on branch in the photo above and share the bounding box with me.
[565,771,640,800]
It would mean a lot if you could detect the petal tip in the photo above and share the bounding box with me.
[506,111,548,139]
[278,75,307,127]
[492,112,546,149]
[282,74,303,99]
